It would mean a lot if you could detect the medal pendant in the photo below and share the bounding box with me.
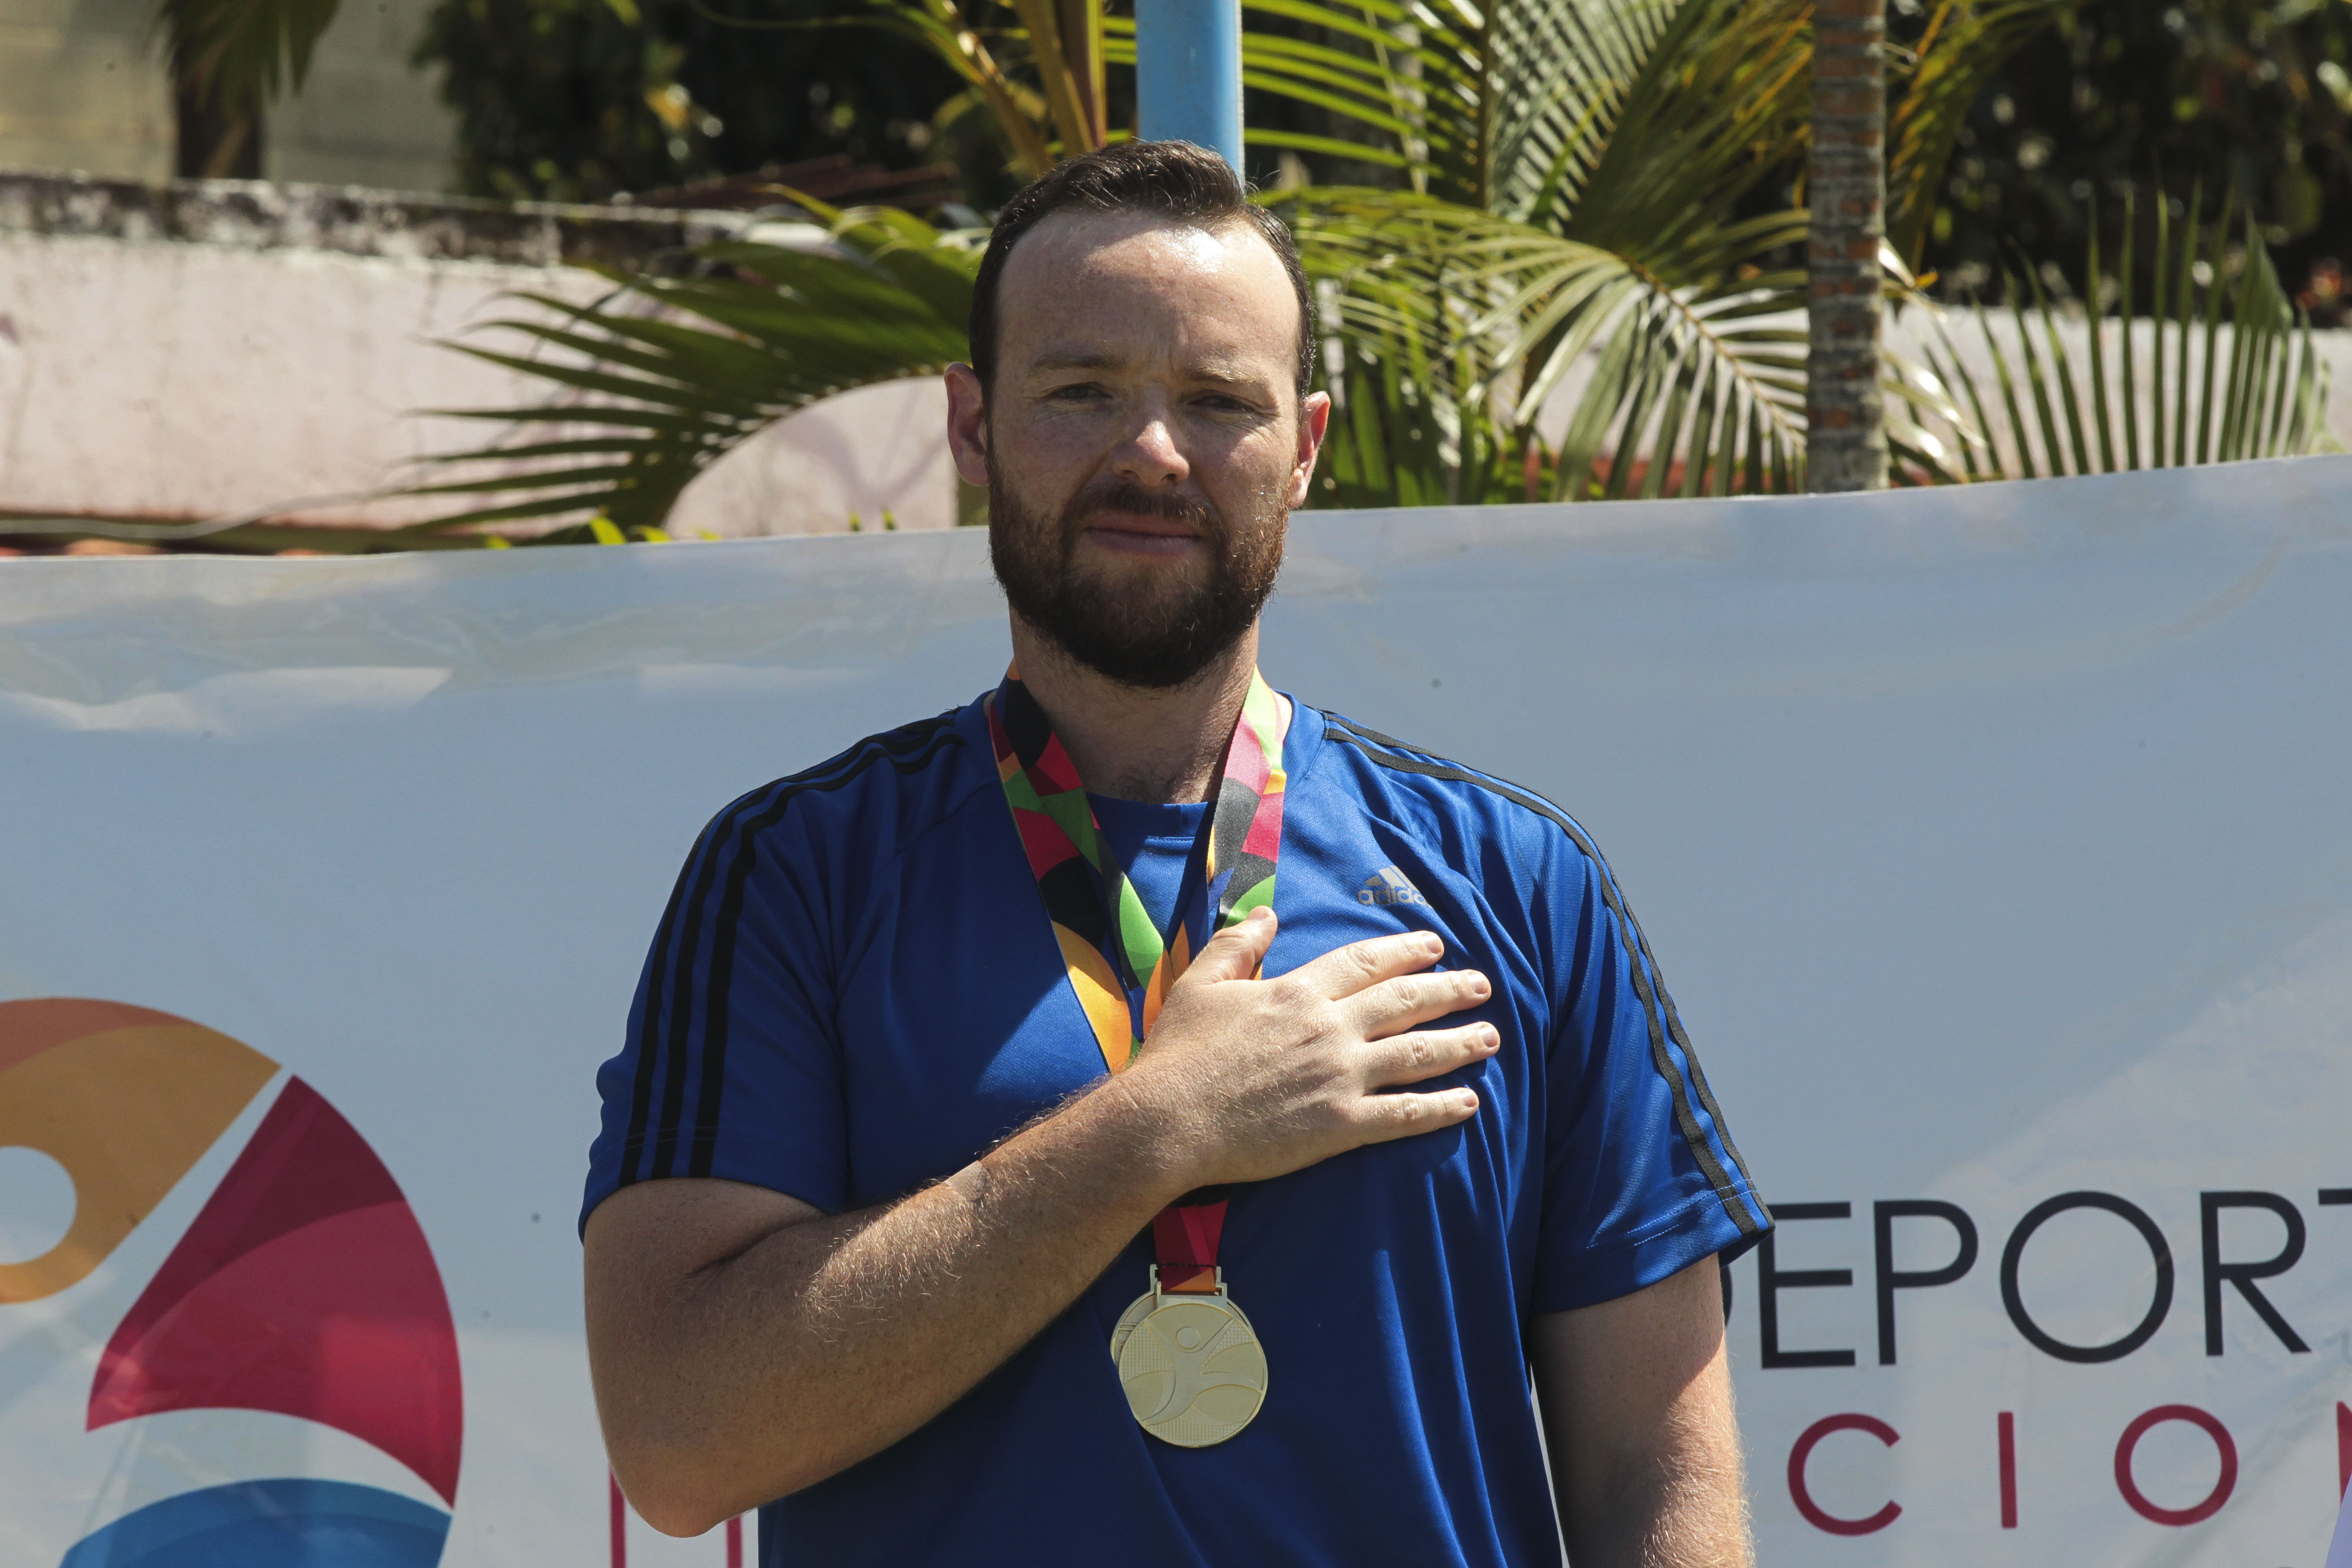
[1110,1266,1267,1447]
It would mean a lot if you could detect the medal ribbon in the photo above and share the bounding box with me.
[985,663,1286,1294]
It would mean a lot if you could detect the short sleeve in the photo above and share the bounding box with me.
[1531,836,1769,1313]
[581,789,849,1233]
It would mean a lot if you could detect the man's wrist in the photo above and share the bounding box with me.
[1068,1063,1209,1213]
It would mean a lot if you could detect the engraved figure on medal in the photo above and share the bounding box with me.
[1110,1273,1267,1447]
[1110,1288,1157,1362]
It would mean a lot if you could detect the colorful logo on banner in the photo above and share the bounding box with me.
[0,998,462,1567]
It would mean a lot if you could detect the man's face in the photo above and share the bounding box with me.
[947,211,1330,689]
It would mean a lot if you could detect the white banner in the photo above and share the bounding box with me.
[4,457,2350,1567]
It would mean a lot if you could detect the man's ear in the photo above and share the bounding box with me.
[945,363,991,488]
[1287,389,1333,510]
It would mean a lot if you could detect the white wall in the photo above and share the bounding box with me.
[0,233,605,529]
[0,232,959,536]
[669,380,961,539]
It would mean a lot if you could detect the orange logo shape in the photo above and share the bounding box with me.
[0,998,465,1505]
[0,999,276,1302]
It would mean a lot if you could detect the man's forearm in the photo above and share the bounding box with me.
[1533,1260,1753,1568]
[588,1075,1187,1531]
[1556,1353,1749,1568]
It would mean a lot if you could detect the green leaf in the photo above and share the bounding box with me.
[2119,191,2140,470]
[1273,187,1805,506]
[412,205,979,535]
[1899,185,2331,484]
[1886,1,2082,269]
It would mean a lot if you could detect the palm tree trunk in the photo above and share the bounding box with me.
[1806,0,1886,492]
[174,67,264,180]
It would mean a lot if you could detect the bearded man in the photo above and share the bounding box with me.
[582,140,1771,1567]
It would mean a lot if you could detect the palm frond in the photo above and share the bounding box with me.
[414,204,978,533]
[1885,0,2079,270]
[404,0,2325,535]
[1560,0,1809,263]
[1894,193,2333,484]
[1221,0,1805,245]
[1274,189,1808,505]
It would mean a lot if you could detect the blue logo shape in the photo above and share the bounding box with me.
[61,1478,450,1568]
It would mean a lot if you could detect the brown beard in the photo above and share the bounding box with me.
[988,467,1285,690]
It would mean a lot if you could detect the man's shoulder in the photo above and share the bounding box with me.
[692,702,989,870]
[1305,706,1608,870]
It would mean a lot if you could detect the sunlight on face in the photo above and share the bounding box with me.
[945,208,1329,687]
[1001,218,1310,561]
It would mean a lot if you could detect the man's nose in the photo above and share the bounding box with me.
[1113,400,1189,488]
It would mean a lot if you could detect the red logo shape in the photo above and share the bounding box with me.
[86,1077,464,1505]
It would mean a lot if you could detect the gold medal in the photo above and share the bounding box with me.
[1111,1267,1267,1447]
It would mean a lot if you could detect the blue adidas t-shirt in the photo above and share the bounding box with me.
[584,694,1768,1567]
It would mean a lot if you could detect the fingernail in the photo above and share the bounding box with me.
[1421,933,1444,956]
[1482,1025,1500,1049]
[1457,1089,1479,1111]
[1470,976,1490,998]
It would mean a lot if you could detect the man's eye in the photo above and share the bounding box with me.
[1048,383,1105,402]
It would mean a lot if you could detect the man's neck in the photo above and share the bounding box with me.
[1006,618,1283,805]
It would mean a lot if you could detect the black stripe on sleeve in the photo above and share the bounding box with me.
[620,835,717,1186]
[616,713,963,1189]
[623,779,802,1186]
[686,717,964,1177]
[1594,864,1761,1198]
[1324,717,1764,1238]
[624,772,790,1186]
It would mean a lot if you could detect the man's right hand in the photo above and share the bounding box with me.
[1116,906,1496,1189]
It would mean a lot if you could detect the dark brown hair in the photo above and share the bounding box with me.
[967,140,1316,399]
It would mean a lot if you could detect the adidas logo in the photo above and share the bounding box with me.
[1358,865,1426,906]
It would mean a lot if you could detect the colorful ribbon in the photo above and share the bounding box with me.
[985,664,1286,1292]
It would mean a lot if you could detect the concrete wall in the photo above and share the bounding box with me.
[0,176,959,536]
[0,0,455,193]
[0,232,602,528]
[669,381,959,539]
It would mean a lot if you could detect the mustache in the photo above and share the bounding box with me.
[1060,478,1219,533]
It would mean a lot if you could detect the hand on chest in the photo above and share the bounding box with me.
[832,834,1525,1213]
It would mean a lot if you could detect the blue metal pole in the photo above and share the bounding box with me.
[1134,0,1244,172]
